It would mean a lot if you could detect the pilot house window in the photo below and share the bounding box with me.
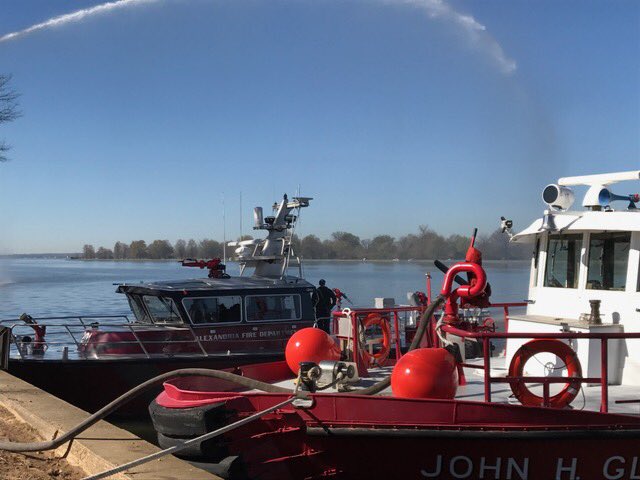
[183,296,242,324]
[246,294,301,322]
[544,234,582,289]
[586,232,630,291]
[142,296,183,324]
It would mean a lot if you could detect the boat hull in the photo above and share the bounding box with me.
[150,391,640,480]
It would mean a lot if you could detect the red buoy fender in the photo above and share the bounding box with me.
[360,313,392,367]
[285,328,341,375]
[508,339,582,409]
[391,348,458,399]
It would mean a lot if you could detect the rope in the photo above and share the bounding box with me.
[83,396,297,480]
[0,368,291,453]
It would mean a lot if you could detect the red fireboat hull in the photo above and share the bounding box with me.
[150,363,640,480]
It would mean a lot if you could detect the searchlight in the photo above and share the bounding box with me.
[542,184,575,211]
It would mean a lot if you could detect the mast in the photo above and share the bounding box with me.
[222,193,226,262]
[228,195,312,278]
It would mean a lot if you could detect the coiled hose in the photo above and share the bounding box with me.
[0,295,446,452]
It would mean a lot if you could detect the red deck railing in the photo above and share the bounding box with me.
[441,324,640,413]
[333,301,638,414]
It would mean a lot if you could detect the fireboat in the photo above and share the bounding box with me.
[143,171,640,480]
[0,195,317,414]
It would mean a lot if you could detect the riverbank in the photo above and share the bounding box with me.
[0,405,83,480]
[0,371,220,480]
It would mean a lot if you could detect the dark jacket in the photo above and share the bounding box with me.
[313,285,337,317]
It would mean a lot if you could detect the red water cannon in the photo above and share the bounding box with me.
[181,258,228,279]
[333,288,353,308]
[440,229,489,323]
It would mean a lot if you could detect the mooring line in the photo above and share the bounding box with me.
[83,396,297,480]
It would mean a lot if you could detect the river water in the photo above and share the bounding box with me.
[0,258,530,319]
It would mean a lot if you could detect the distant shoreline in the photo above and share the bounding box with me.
[1,256,529,265]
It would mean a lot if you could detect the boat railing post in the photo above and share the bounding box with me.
[542,381,550,407]
[126,324,151,359]
[393,311,401,361]
[0,326,11,368]
[64,324,81,349]
[503,305,509,333]
[483,335,491,403]
[351,311,358,364]
[8,326,25,360]
[600,337,609,413]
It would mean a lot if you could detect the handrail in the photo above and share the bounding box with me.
[441,325,640,340]
[332,301,636,413]
[0,315,216,361]
[441,324,640,413]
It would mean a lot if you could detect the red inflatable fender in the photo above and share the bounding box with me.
[285,328,341,375]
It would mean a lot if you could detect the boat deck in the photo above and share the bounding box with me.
[271,357,640,416]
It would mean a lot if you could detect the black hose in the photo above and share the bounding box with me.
[0,368,292,453]
[348,294,446,395]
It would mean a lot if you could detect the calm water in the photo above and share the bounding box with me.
[0,258,530,319]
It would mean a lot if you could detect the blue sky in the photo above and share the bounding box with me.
[0,0,638,254]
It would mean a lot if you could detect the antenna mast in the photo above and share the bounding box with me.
[222,193,227,262]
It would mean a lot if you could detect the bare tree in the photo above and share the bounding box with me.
[83,244,96,259]
[0,75,21,162]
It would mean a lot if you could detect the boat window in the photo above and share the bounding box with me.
[127,295,152,323]
[183,296,242,324]
[586,232,630,291]
[245,294,301,322]
[544,234,582,289]
[142,296,183,324]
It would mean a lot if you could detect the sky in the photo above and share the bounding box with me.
[0,0,638,254]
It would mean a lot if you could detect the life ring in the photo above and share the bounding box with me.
[360,313,392,367]
[508,339,582,409]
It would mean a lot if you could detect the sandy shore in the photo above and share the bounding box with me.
[0,405,84,480]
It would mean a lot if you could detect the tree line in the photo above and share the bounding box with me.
[82,226,529,261]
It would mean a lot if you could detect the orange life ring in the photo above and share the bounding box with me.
[360,313,392,367]
[508,339,582,409]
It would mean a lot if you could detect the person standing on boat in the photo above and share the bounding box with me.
[313,279,336,334]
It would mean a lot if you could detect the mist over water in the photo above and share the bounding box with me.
[0,258,529,319]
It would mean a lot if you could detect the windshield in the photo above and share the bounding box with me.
[544,234,582,289]
[127,295,152,323]
[587,232,630,291]
[142,296,183,324]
